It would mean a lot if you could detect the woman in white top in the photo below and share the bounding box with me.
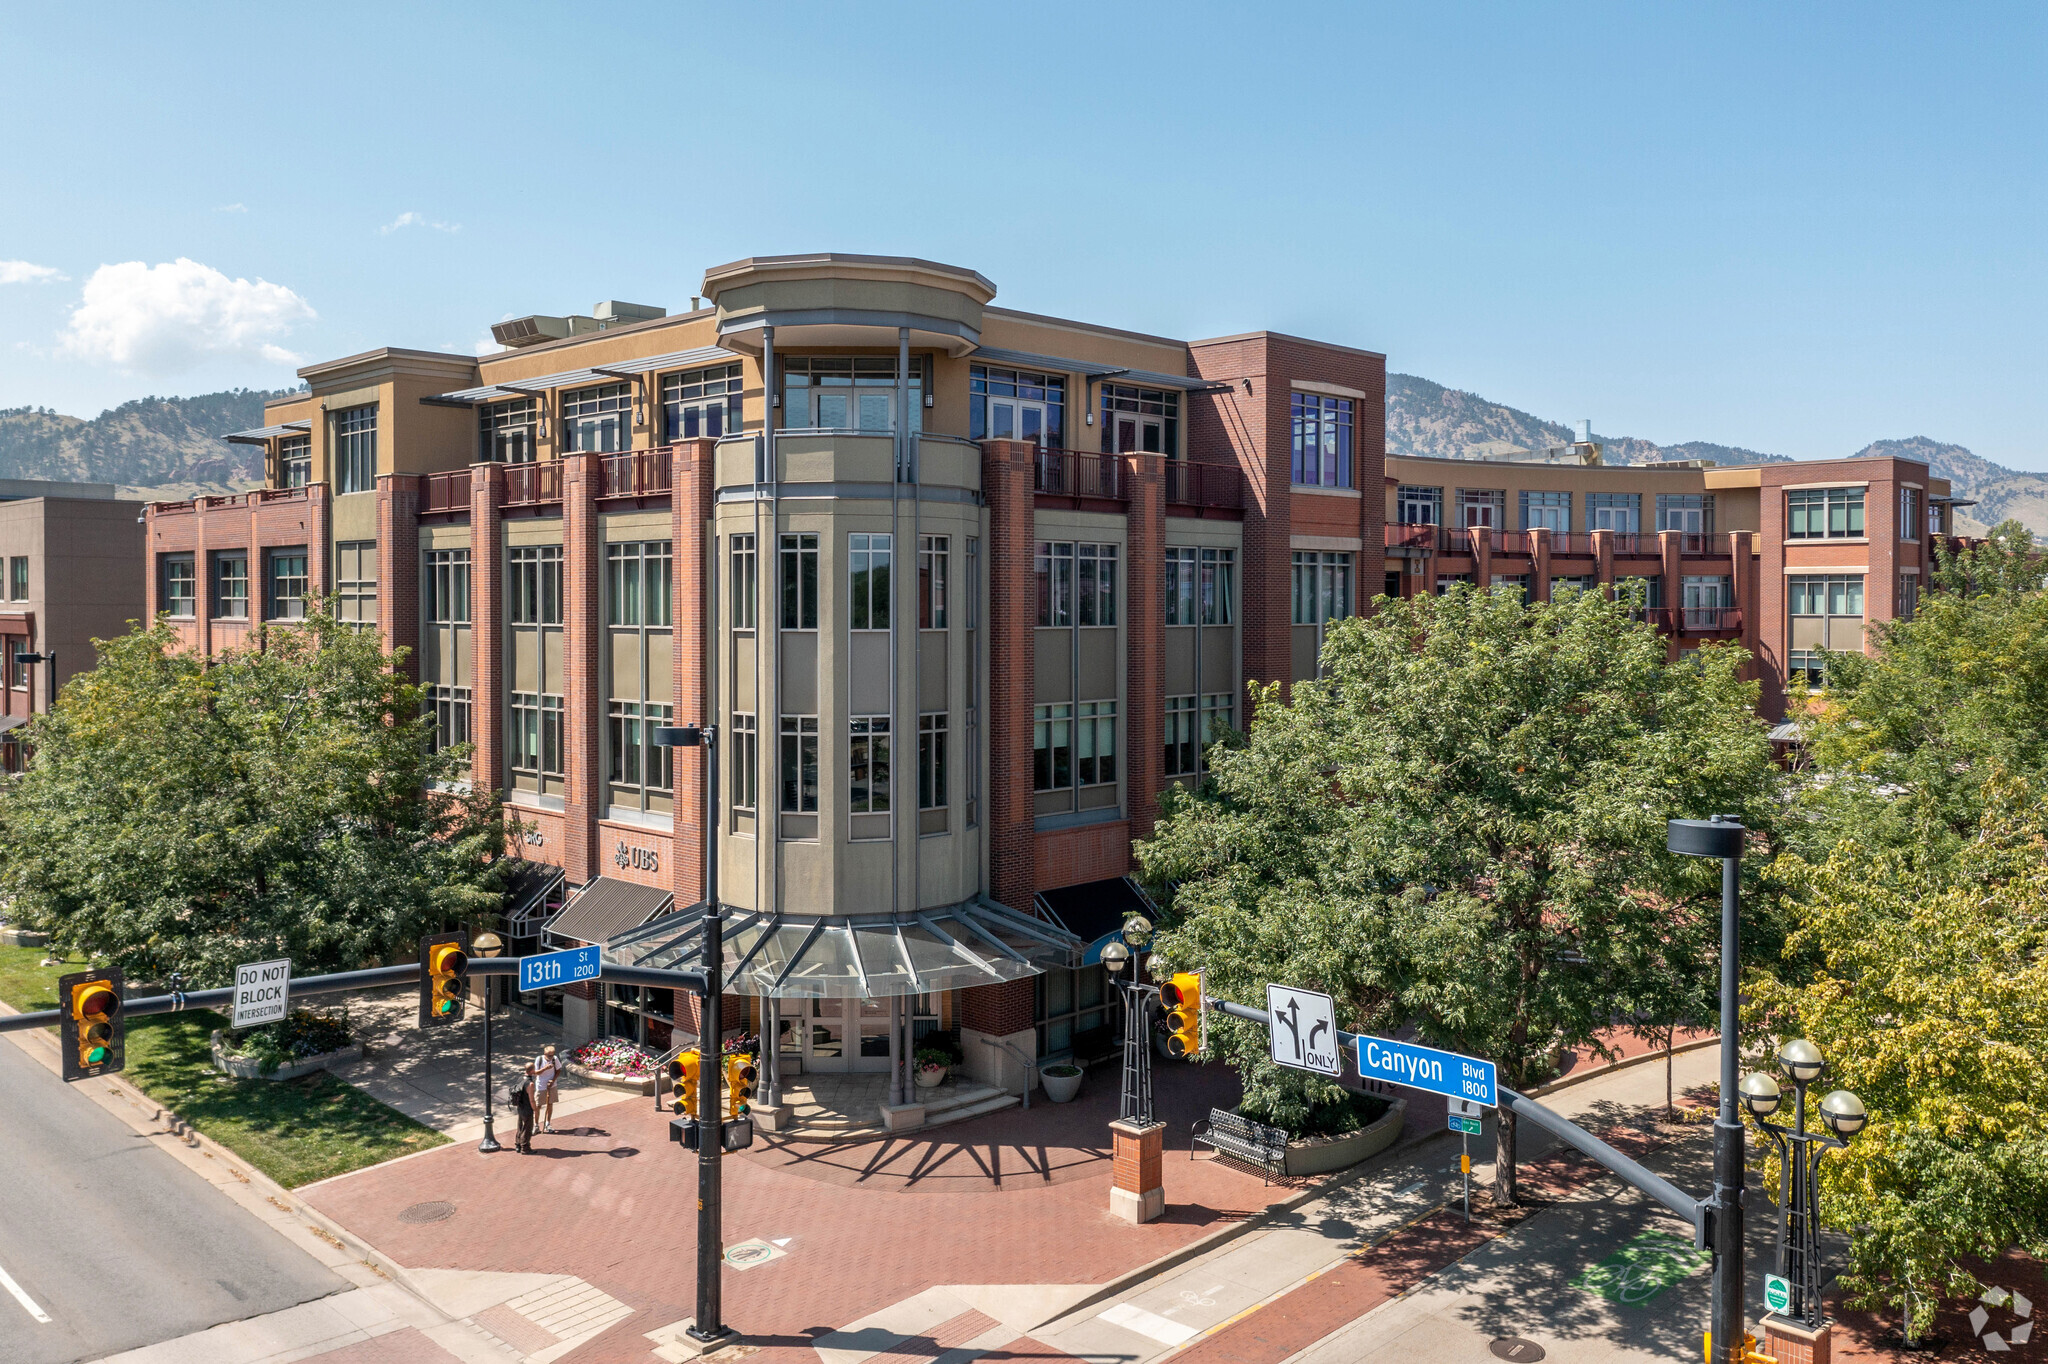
[528,1044,560,1133]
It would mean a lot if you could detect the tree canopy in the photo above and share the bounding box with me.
[1140,584,1781,1202]
[0,611,514,985]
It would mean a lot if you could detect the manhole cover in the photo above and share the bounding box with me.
[1489,1342,1546,1362]
[398,1200,457,1224]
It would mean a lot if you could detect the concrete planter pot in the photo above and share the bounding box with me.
[210,1030,363,1082]
[1038,1065,1084,1104]
[1283,1097,1407,1178]
[564,1060,655,1095]
[0,927,49,949]
[914,1064,948,1090]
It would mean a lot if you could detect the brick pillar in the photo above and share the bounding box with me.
[563,453,602,886]
[1124,454,1165,842]
[1761,1316,1829,1364]
[1531,527,1552,602]
[1470,525,1492,586]
[194,500,212,656]
[307,486,332,600]
[981,438,1037,915]
[1660,530,1684,659]
[471,464,506,795]
[1110,1118,1166,1223]
[1593,529,1615,593]
[672,440,714,911]
[1731,531,1760,668]
[378,474,421,678]
[144,508,161,621]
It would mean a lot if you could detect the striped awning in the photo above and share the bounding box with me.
[425,346,744,406]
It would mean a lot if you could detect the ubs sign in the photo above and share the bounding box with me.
[615,840,659,874]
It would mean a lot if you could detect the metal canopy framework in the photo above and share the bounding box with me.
[222,419,311,445]
[603,897,1081,999]
[967,345,1233,394]
[422,346,744,407]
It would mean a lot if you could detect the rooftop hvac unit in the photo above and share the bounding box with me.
[491,314,602,348]
[592,300,668,325]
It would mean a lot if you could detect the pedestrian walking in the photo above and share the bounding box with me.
[529,1044,560,1134]
[511,1078,535,1154]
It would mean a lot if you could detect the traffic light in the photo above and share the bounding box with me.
[59,968,124,1081]
[1160,971,1204,1059]
[418,931,470,1026]
[669,1050,701,1117]
[724,1052,756,1118]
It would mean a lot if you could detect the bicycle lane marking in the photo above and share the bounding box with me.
[0,1257,52,1324]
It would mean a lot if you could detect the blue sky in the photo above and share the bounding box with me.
[3,4,2044,468]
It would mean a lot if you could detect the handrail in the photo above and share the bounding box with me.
[422,470,469,513]
[1164,461,1242,509]
[600,447,673,498]
[978,1034,1032,1109]
[504,461,563,506]
[1033,448,1124,501]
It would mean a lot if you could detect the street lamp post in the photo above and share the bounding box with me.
[15,649,53,715]
[1667,813,1748,1364]
[1741,1042,1865,1329]
[473,932,506,1154]
[1102,917,1160,1126]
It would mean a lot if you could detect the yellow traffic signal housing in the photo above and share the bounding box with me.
[59,968,124,1081]
[724,1052,757,1117]
[1160,971,1204,1058]
[418,932,470,1027]
[670,1050,701,1116]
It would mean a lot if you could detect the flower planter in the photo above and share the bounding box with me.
[1038,1065,1084,1103]
[914,1064,948,1090]
[210,1030,363,1082]
[0,927,48,949]
[1282,1097,1407,1177]
[564,1060,655,1095]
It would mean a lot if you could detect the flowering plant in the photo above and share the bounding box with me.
[570,1036,657,1077]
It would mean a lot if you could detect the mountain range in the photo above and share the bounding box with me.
[0,381,2037,535]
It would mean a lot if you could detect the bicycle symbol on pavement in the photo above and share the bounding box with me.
[1571,1231,1711,1307]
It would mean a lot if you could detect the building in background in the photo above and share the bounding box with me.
[0,481,146,770]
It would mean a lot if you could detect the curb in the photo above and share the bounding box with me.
[1039,1033,1723,1330]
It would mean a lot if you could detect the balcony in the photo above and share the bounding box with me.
[1553,532,1596,556]
[422,471,469,514]
[1680,532,1714,556]
[504,461,563,508]
[1034,449,1123,502]
[1659,607,1742,634]
[1164,461,1243,512]
[600,448,673,500]
[1385,523,1437,551]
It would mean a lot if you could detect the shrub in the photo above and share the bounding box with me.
[1241,1088,1389,1139]
[224,1008,353,1076]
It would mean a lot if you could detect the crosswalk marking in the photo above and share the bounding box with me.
[0,1259,51,1324]
[1100,1301,1198,1346]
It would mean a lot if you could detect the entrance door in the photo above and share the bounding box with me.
[1113,414,1164,454]
[989,398,1049,447]
[803,998,848,1072]
[796,998,892,1072]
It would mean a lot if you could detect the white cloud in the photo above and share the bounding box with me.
[0,260,67,285]
[215,202,248,213]
[380,211,460,235]
[59,258,315,376]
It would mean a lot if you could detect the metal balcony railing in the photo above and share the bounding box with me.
[1680,532,1713,556]
[422,471,469,513]
[1385,523,1437,550]
[504,461,563,507]
[600,448,673,499]
[1163,461,1242,510]
[1034,449,1124,501]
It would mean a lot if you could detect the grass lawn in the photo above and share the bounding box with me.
[0,946,447,1187]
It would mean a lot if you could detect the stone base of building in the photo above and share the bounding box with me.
[1761,1313,1830,1364]
[879,1101,926,1132]
[1110,1118,1166,1224]
[562,990,601,1048]
[960,1026,1039,1094]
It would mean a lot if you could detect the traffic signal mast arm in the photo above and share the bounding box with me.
[1202,993,1707,1244]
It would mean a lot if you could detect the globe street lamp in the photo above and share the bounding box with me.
[472,932,506,1154]
[1741,1039,1864,1329]
[1103,918,1159,1126]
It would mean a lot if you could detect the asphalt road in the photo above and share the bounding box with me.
[0,1034,344,1364]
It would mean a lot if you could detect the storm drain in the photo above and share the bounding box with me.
[398,1200,457,1224]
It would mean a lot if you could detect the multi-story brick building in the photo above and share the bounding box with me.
[141,252,1960,1123]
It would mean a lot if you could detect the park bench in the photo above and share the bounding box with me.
[1192,1108,1290,1183]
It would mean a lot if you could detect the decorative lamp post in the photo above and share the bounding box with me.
[1741,1038,1864,1330]
[1103,916,1168,1225]
[473,931,506,1154]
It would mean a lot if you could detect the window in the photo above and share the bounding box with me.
[213,552,248,618]
[1037,542,1116,627]
[479,400,536,463]
[1898,573,1919,622]
[1788,574,1865,618]
[919,535,947,629]
[1164,548,1196,625]
[510,693,565,777]
[780,533,818,629]
[1078,543,1116,626]
[918,713,947,809]
[849,533,891,630]
[731,534,757,630]
[661,363,743,442]
[9,646,25,691]
[266,548,308,620]
[970,365,1065,448]
[508,546,563,624]
[607,543,673,814]
[1396,486,1443,525]
[1681,575,1732,628]
[1457,489,1505,528]
[1199,548,1234,624]
[607,542,672,627]
[1164,695,1199,777]
[1033,703,1070,792]
[1899,487,1921,541]
[731,712,758,812]
[1036,542,1072,627]
[1586,492,1641,534]
[1788,650,1826,687]
[781,356,923,431]
[1101,382,1178,456]
[609,701,675,794]
[425,550,470,623]
[780,716,819,812]
[1203,692,1234,745]
[562,383,631,453]
[850,717,890,816]
[161,554,196,617]
[1657,493,1716,535]
[278,435,311,488]
[1520,490,1571,533]
[1035,964,1112,1058]
[1292,551,1352,625]
[1617,575,1663,612]
[7,557,25,601]
[336,540,376,625]
[427,685,471,752]
[333,406,377,494]
[1290,393,1353,487]
[1786,487,1862,539]
[1076,701,1116,787]
[1167,547,1234,625]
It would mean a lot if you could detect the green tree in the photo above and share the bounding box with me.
[0,610,514,985]
[1748,784,2048,1343]
[1142,585,1781,1203]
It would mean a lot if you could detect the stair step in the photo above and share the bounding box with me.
[922,1084,1005,1116]
[922,1094,1021,1129]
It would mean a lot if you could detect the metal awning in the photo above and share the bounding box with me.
[968,345,1228,393]
[222,419,311,444]
[0,714,26,734]
[502,861,567,938]
[424,346,744,407]
[1037,876,1158,967]
[603,896,1081,999]
[545,877,674,946]
[1767,721,1807,743]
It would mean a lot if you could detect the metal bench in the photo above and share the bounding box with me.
[1192,1108,1290,1183]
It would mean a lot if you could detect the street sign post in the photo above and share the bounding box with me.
[231,958,291,1030]
[1355,1034,1498,1106]
[519,945,600,994]
[1449,1114,1483,1136]
[1265,984,1341,1076]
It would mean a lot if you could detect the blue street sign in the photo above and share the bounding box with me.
[520,945,601,994]
[1356,1035,1499,1106]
